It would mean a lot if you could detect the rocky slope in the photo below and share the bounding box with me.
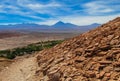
[36,17,120,81]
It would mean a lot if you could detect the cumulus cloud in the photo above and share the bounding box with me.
[83,0,120,15]
[17,0,62,15]
[26,2,61,14]
[27,2,61,8]
[0,0,120,25]
[0,0,46,21]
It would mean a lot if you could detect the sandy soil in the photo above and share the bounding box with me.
[0,55,39,81]
[0,57,13,72]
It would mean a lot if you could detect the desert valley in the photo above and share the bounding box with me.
[0,0,120,81]
[0,17,120,81]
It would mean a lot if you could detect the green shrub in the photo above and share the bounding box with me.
[0,40,63,59]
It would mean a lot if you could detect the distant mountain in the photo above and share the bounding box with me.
[0,23,49,29]
[0,23,50,32]
[86,23,101,28]
[52,21,78,29]
[0,22,101,32]
[78,23,101,32]
[90,23,101,26]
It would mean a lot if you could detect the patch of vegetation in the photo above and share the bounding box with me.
[0,40,63,59]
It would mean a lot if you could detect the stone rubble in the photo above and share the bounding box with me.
[36,17,120,81]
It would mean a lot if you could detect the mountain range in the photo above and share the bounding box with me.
[0,21,101,32]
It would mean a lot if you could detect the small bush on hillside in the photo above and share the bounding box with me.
[0,40,63,59]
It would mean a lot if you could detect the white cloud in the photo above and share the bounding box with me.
[18,0,62,14]
[63,15,120,25]
[37,14,120,25]
[0,3,20,12]
[0,0,120,25]
[37,19,57,25]
[83,1,117,15]
[0,5,5,12]
[0,2,44,20]
[99,9,113,13]
[0,5,3,8]
[27,2,61,9]
[26,3,59,14]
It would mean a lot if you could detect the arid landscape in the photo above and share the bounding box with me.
[0,17,120,81]
[0,31,79,50]
[0,31,80,74]
[0,0,120,81]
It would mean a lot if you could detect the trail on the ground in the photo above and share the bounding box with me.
[0,56,39,81]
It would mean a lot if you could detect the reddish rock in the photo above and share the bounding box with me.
[85,71,96,78]
[36,17,120,81]
[99,71,105,78]
[75,56,86,63]
[98,61,112,64]
[103,66,113,73]
[105,73,111,77]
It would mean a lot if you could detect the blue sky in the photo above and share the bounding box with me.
[0,0,120,25]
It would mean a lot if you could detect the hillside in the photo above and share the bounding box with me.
[0,17,119,81]
[36,17,120,81]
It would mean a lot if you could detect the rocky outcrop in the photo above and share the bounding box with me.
[36,17,120,81]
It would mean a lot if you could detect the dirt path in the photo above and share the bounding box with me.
[0,56,39,81]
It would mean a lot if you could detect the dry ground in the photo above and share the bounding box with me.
[0,57,13,72]
[0,32,79,50]
[0,31,80,81]
[0,54,39,81]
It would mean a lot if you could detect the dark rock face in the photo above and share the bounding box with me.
[36,17,120,81]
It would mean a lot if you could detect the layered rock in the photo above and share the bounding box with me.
[36,17,120,81]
